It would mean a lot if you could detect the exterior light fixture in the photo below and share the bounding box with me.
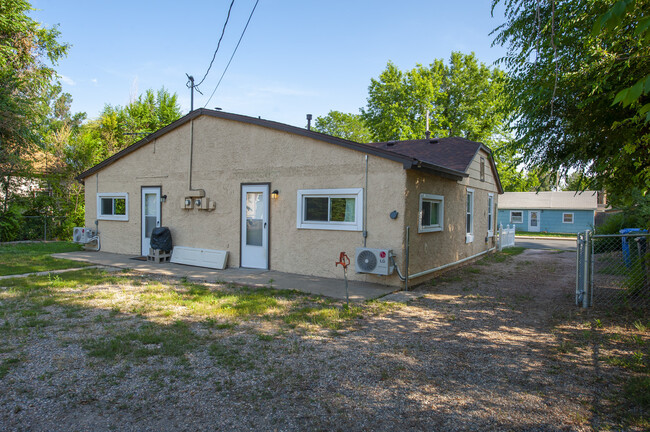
[271,189,279,199]
[161,195,167,203]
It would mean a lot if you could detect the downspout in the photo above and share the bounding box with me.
[363,155,368,247]
[188,119,205,197]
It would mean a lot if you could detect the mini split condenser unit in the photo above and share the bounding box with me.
[355,247,394,275]
[73,227,96,244]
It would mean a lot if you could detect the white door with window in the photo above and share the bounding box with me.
[141,187,161,255]
[528,210,541,232]
[241,184,269,269]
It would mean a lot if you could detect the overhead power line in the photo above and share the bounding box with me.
[204,0,260,108]
[194,0,236,89]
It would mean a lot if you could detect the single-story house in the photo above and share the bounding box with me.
[76,109,503,287]
[497,191,597,234]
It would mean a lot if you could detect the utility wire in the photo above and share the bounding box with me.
[194,0,236,88]
[204,0,260,108]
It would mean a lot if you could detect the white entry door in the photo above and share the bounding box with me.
[141,187,161,255]
[528,210,541,232]
[241,184,269,269]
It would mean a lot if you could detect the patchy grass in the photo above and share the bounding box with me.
[0,356,23,378]
[83,320,197,360]
[0,269,400,363]
[477,247,526,264]
[0,241,87,276]
[208,340,256,371]
[552,309,650,428]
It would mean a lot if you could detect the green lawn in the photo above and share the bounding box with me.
[0,241,88,276]
[515,231,577,238]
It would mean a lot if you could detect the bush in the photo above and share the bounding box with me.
[595,212,645,235]
[0,207,23,242]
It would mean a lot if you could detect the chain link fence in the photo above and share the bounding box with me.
[0,215,71,242]
[577,231,650,309]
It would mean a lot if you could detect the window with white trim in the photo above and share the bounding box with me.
[419,194,444,233]
[563,212,574,223]
[510,211,523,224]
[97,193,128,221]
[487,193,494,237]
[296,188,363,231]
[466,188,474,243]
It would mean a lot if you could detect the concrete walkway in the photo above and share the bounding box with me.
[51,251,397,302]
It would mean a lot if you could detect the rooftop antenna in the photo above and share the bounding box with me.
[306,114,312,130]
[425,109,431,139]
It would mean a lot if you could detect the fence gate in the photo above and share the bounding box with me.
[576,231,650,308]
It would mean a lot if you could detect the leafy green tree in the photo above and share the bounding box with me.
[361,53,509,143]
[593,0,650,122]
[313,111,372,142]
[0,0,68,214]
[492,0,649,202]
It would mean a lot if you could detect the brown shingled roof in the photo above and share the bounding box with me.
[366,137,503,193]
[367,137,483,172]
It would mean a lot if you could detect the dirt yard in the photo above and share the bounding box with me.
[1,248,648,431]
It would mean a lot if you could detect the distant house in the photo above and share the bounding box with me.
[76,109,503,286]
[497,191,597,234]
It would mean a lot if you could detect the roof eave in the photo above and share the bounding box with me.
[411,161,467,181]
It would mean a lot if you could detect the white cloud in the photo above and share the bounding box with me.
[91,78,98,85]
[59,75,75,86]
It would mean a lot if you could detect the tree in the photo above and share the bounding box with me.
[313,111,372,142]
[492,0,650,202]
[490,140,556,191]
[0,0,68,212]
[80,87,183,162]
[360,53,509,144]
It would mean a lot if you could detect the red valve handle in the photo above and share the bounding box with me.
[335,251,350,269]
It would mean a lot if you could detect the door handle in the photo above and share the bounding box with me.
[264,222,267,228]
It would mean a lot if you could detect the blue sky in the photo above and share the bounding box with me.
[30,0,508,127]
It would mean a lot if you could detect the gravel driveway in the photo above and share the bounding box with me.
[1,249,645,431]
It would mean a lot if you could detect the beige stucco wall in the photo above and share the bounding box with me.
[85,115,408,285]
[404,148,500,284]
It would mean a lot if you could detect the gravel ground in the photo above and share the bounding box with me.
[0,249,644,431]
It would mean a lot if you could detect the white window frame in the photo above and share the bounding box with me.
[296,188,363,231]
[418,194,444,233]
[563,212,574,224]
[466,188,474,243]
[510,211,523,224]
[97,192,129,221]
[487,193,494,237]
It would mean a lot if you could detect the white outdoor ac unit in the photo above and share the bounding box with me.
[355,247,394,275]
[73,227,95,244]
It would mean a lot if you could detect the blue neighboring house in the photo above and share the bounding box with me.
[497,191,598,234]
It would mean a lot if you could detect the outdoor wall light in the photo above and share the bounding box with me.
[390,210,399,219]
[161,195,167,203]
[271,190,279,199]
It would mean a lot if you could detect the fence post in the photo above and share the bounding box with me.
[583,230,591,308]
[576,232,582,306]
[498,224,503,251]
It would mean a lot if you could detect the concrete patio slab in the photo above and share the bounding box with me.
[52,251,397,302]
